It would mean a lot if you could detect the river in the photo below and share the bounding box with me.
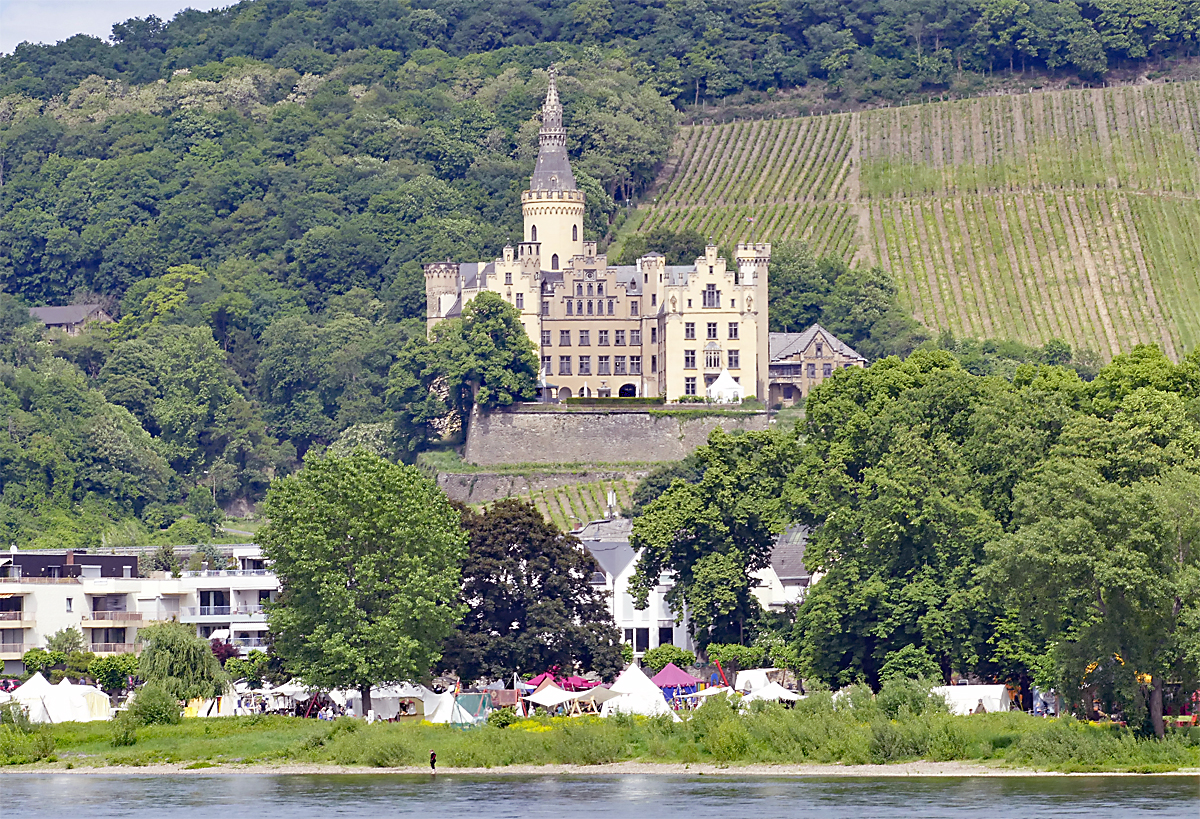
[2,773,1197,817]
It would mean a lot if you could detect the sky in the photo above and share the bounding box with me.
[1,1,228,55]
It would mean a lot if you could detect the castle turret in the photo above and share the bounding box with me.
[522,66,585,272]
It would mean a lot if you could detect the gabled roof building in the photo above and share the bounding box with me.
[768,324,867,406]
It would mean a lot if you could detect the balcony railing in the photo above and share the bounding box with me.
[0,574,77,584]
[0,642,24,655]
[183,605,265,617]
[84,611,142,621]
[91,643,136,654]
[232,637,267,648]
[0,611,25,620]
[180,569,271,578]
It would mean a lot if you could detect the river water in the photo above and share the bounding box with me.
[2,773,1197,818]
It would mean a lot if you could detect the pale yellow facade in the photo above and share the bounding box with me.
[425,69,771,402]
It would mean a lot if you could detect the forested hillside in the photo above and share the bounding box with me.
[637,81,1200,360]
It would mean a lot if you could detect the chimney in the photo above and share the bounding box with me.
[65,551,75,565]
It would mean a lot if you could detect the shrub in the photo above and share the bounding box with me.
[128,683,182,726]
[641,645,696,673]
[0,725,54,764]
[487,707,519,729]
[875,677,947,719]
[110,712,138,747]
[705,718,751,761]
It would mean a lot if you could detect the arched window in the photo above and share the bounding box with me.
[551,254,559,270]
[572,224,578,241]
[531,225,538,242]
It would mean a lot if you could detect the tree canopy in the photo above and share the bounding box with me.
[137,621,228,701]
[260,449,466,713]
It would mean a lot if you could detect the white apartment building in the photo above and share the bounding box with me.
[0,546,278,675]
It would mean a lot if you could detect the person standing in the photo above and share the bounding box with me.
[430,750,437,775]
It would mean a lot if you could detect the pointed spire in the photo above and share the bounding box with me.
[529,64,576,192]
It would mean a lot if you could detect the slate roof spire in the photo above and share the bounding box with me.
[530,65,577,192]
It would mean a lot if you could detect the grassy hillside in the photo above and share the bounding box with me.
[633,82,1200,359]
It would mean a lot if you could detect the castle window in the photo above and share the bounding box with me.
[684,350,696,369]
[685,377,697,396]
[573,224,578,241]
[630,356,641,374]
[531,225,538,242]
[607,301,614,315]
[650,327,657,344]
[728,322,739,339]
[598,330,609,345]
[703,284,720,308]
[515,293,524,309]
[552,254,559,270]
[615,330,625,346]
[587,301,594,315]
[705,349,721,369]
[630,301,639,316]
[651,355,657,373]
[560,330,571,346]
[577,300,583,314]
[505,272,512,285]
[541,330,551,346]
[728,349,740,369]
[630,329,641,345]
[614,356,626,375]
[707,322,718,340]
[567,300,573,315]
[579,356,592,376]
[597,282,604,296]
[687,299,692,308]
[542,355,552,374]
[579,331,590,346]
[559,356,572,375]
[577,283,584,297]
[598,356,611,375]
[685,322,695,340]
[651,294,656,307]
[587,283,593,296]
[542,300,550,315]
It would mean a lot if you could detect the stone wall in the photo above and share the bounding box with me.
[463,405,771,466]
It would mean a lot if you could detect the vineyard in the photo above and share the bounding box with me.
[631,82,1200,358]
[509,477,635,533]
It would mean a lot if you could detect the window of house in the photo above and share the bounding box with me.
[635,628,650,652]
[587,301,594,315]
[598,355,611,375]
[567,300,573,315]
[684,350,696,369]
[630,355,642,374]
[615,330,625,346]
[65,598,73,613]
[551,254,559,270]
[559,357,572,375]
[707,322,718,339]
[614,356,626,375]
[784,385,794,400]
[505,271,512,285]
[560,330,571,346]
[515,293,524,309]
[541,355,552,374]
[845,363,855,368]
[630,301,639,316]
[577,283,583,296]
[579,330,590,346]
[703,283,720,308]
[542,330,552,346]
[806,363,816,378]
[816,342,824,358]
[731,299,735,309]
[630,329,641,345]
[598,330,609,345]
[823,363,833,377]
[685,377,697,395]
[542,300,550,315]
[685,322,695,340]
[650,327,656,344]
[651,355,657,373]
[705,349,721,369]
[579,356,591,375]
[608,300,614,315]
[728,349,740,369]
[624,628,634,643]
[728,322,739,339]
[658,627,674,647]
[687,299,692,308]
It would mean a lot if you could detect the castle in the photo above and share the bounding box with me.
[424,69,771,402]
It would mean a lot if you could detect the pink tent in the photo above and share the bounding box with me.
[560,676,598,691]
[526,672,556,687]
[651,662,702,688]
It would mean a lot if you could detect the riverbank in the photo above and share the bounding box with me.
[5,701,1200,774]
[6,759,1200,777]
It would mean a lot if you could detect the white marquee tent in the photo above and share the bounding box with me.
[734,668,778,693]
[600,664,680,721]
[740,681,802,704]
[706,369,744,403]
[932,685,1013,716]
[2,673,110,723]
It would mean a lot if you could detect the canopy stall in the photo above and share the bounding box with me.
[651,663,701,696]
[600,664,680,721]
[932,685,1013,716]
[734,668,779,693]
[7,673,110,723]
[740,681,802,704]
[681,686,733,700]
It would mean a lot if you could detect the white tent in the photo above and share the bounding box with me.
[9,674,110,723]
[734,668,778,693]
[339,683,434,719]
[681,686,733,700]
[424,692,478,725]
[706,369,745,403]
[932,684,1013,716]
[600,664,680,721]
[740,681,801,704]
[524,684,583,709]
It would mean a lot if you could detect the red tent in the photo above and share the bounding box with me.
[651,662,702,688]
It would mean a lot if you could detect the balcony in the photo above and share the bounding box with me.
[83,610,142,622]
[90,643,137,654]
[231,637,267,648]
[182,605,265,619]
[0,642,24,657]
[181,569,271,578]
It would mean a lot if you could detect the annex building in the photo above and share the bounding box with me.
[424,69,772,403]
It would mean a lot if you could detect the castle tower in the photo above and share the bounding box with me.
[522,66,585,271]
[423,261,460,333]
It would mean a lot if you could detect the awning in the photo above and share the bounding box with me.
[524,684,583,708]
